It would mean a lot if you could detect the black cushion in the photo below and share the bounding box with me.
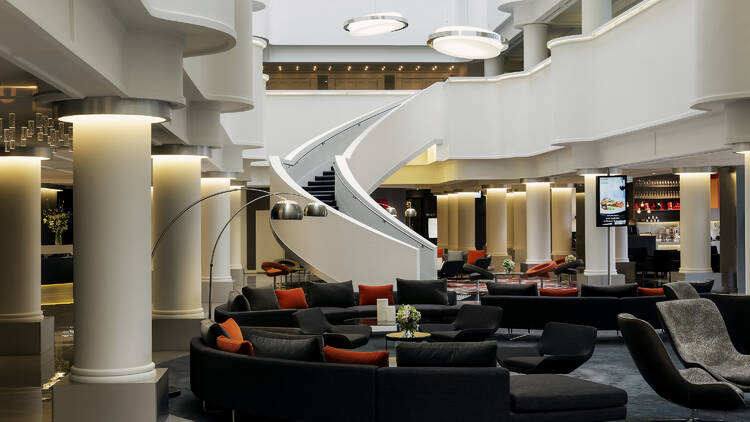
[246,330,324,362]
[690,279,714,293]
[509,374,627,413]
[317,307,358,323]
[229,293,251,312]
[410,304,449,320]
[242,286,280,311]
[307,280,355,308]
[581,284,638,298]
[396,279,448,305]
[350,304,377,318]
[200,320,230,348]
[486,282,538,296]
[396,341,498,367]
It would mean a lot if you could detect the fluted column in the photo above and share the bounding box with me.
[230,188,243,272]
[486,188,508,258]
[615,226,629,263]
[448,193,459,250]
[523,23,548,70]
[201,176,233,307]
[507,192,515,252]
[582,0,612,34]
[679,172,712,274]
[151,155,203,319]
[551,187,573,257]
[525,182,551,265]
[436,195,450,250]
[583,175,616,279]
[513,192,527,264]
[458,192,476,251]
[0,156,44,323]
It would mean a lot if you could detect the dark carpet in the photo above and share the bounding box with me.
[160,330,750,421]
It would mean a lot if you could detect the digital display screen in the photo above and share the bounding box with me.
[596,176,628,227]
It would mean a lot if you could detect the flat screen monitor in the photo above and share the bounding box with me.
[596,175,628,227]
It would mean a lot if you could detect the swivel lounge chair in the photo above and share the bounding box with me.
[463,263,494,303]
[553,259,582,286]
[420,304,502,342]
[618,313,746,420]
[663,281,700,300]
[292,308,371,349]
[474,256,493,271]
[657,298,750,391]
[524,261,557,286]
[497,322,597,374]
[438,260,464,279]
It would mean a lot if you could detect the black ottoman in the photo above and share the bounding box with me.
[509,374,627,422]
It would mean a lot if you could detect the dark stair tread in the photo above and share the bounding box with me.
[304,186,332,192]
[308,180,334,186]
[322,171,335,176]
[315,175,334,181]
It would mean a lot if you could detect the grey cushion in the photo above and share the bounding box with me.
[243,286,280,311]
[246,330,324,362]
[199,319,230,348]
[580,284,638,298]
[317,307,358,323]
[486,282,537,296]
[396,279,448,305]
[292,308,332,334]
[396,341,497,367]
[445,250,464,262]
[229,292,251,312]
[410,304,449,319]
[350,305,377,318]
[308,280,355,308]
[690,279,715,293]
[663,281,700,300]
[509,374,627,413]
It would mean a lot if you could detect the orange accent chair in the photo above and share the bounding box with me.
[525,261,558,285]
[261,261,291,289]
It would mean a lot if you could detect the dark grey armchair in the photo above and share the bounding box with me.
[292,308,371,349]
[618,313,746,419]
[657,298,750,391]
[420,304,502,342]
[663,281,700,300]
[497,322,596,374]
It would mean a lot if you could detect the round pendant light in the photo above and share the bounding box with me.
[344,12,408,37]
[427,26,507,59]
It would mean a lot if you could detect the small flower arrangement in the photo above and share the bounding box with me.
[565,254,576,263]
[43,203,71,245]
[502,258,515,274]
[396,305,421,337]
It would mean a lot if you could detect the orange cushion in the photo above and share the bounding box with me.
[638,287,664,296]
[526,261,557,277]
[437,249,443,259]
[553,256,567,265]
[275,288,308,309]
[358,284,394,305]
[539,288,579,297]
[467,250,486,265]
[216,335,254,355]
[323,346,389,367]
[266,268,284,276]
[219,318,243,341]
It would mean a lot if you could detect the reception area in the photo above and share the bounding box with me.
[1,0,750,421]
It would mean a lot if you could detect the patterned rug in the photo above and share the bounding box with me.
[447,278,577,301]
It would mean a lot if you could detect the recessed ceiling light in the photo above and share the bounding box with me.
[427,26,507,60]
[344,12,408,37]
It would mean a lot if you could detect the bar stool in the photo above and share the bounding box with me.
[261,261,290,289]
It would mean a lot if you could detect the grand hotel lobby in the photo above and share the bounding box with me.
[1,0,750,421]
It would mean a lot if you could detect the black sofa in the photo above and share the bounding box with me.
[191,337,627,422]
[214,283,461,327]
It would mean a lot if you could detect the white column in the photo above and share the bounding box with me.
[615,226,629,263]
[201,177,233,305]
[746,154,750,293]
[71,116,154,383]
[241,189,248,271]
[230,188,243,272]
[436,195,450,250]
[458,192,476,251]
[679,173,712,273]
[551,187,573,257]
[484,56,504,77]
[584,175,616,277]
[486,188,508,257]
[448,193,459,250]
[582,0,612,34]
[523,23,548,71]
[513,192,527,264]
[0,158,43,323]
[152,156,203,319]
[507,192,515,251]
[525,182,551,265]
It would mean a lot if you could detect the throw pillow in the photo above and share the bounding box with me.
[216,335,254,355]
[308,281,355,308]
[247,331,324,362]
[323,346,389,367]
[485,282,538,296]
[219,318,243,340]
[275,288,308,309]
[395,279,448,305]
[396,341,497,367]
[445,250,464,262]
[200,319,230,348]
[242,286,280,311]
[229,292,251,312]
[581,284,638,298]
[539,288,578,297]
[467,250,485,265]
[689,279,714,293]
[358,284,394,305]
[638,287,664,296]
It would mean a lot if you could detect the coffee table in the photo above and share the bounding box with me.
[385,331,431,351]
[494,271,524,283]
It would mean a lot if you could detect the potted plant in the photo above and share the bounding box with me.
[502,258,515,274]
[396,305,421,338]
[565,254,576,263]
[43,203,71,245]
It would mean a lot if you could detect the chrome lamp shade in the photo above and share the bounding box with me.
[303,201,328,217]
[271,200,304,220]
